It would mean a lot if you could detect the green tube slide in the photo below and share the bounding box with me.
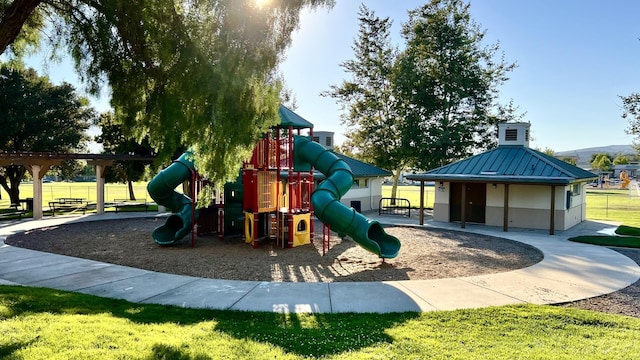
[147,151,198,245]
[293,135,401,259]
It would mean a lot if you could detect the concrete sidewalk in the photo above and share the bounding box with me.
[0,212,639,313]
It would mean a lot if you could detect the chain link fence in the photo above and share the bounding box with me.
[585,191,640,225]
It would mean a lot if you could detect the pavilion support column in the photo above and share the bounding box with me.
[550,185,556,235]
[460,183,466,229]
[26,161,58,220]
[89,160,113,215]
[95,165,105,214]
[419,181,425,225]
[503,183,509,232]
[30,165,43,220]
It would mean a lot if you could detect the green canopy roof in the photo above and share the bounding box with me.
[279,105,314,129]
[406,146,598,185]
[336,153,391,178]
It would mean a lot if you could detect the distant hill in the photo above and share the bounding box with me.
[556,145,636,166]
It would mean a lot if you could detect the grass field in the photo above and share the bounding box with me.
[1,285,639,359]
[382,184,436,208]
[584,189,640,227]
[0,182,150,206]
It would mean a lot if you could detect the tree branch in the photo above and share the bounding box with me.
[0,0,43,54]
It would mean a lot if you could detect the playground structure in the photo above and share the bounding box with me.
[620,171,631,189]
[596,171,634,190]
[146,106,401,259]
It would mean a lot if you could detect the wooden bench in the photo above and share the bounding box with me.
[113,199,149,213]
[0,203,26,219]
[48,198,88,216]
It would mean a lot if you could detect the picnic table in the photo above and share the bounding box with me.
[48,198,88,216]
[0,203,27,219]
[113,199,149,213]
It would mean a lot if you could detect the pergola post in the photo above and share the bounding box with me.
[89,160,113,214]
[26,161,59,220]
[31,165,43,220]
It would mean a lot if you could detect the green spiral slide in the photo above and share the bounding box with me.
[293,135,401,259]
[147,151,198,245]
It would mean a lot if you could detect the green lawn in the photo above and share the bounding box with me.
[0,182,153,217]
[1,285,639,359]
[0,181,150,204]
[382,185,436,209]
[585,189,640,227]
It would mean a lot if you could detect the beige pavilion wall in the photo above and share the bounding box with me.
[433,181,589,231]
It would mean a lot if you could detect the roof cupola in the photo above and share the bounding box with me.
[498,122,531,147]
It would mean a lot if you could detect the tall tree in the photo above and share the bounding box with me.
[620,94,640,154]
[1,0,334,185]
[95,112,155,200]
[591,153,612,173]
[396,0,516,171]
[613,153,629,165]
[0,67,93,203]
[324,5,410,199]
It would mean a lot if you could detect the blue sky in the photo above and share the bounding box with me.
[22,0,640,152]
[279,0,640,152]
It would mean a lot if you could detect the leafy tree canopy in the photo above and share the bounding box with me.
[323,5,410,194]
[96,112,154,199]
[1,0,334,185]
[591,153,612,173]
[395,0,516,170]
[620,93,640,153]
[613,153,629,165]
[0,66,94,202]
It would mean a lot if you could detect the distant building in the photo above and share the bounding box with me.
[612,163,639,179]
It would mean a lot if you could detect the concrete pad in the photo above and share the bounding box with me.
[230,282,330,313]
[396,278,524,311]
[29,264,149,291]
[0,253,78,275]
[78,272,199,302]
[329,281,435,313]
[462,272,608,304]
[0,247,51,263]
[0,258,110,284]
[517,253,640,292]
[144,278,260,310]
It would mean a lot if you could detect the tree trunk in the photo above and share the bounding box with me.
[0,0,42,55]
[0,165,26,204]
[390,168,403,205]
[127,180,136,200]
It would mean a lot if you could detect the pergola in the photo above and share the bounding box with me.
[0,151,155,219]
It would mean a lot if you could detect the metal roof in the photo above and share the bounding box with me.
[335,153,392,178]
[278,105,314,129]
[406,145,598,185]
[287,152,391,180]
